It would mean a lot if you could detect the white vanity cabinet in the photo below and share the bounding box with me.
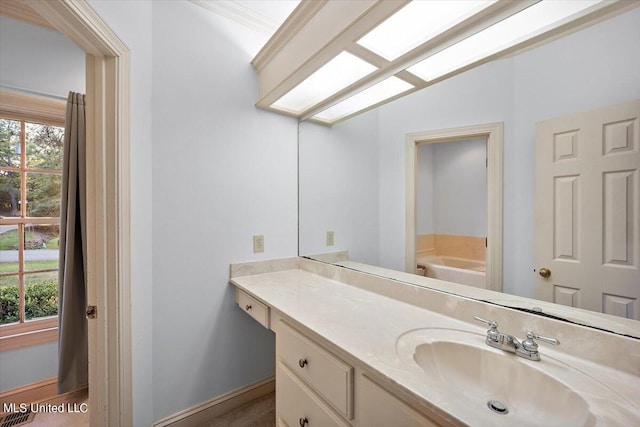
[356,375,440,427]
[234,280,445,426]
[275,320,353,425]
[272,317,441,427]
[276,362,350,427]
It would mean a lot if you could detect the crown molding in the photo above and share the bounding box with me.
[252,0,326,71]
[190,0,281,35]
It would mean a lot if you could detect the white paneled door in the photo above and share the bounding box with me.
[535,99,640,319]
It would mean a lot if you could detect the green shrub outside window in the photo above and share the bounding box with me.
[0,280,58,324]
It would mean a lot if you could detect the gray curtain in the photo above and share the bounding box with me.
[58,92,88,394]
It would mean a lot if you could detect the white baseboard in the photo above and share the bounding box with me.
[153,376,275,427]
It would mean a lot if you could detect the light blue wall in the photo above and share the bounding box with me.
[149,1,297,422]
[0,343,57,391]
[0,16,84,97]
[417,138,487,237]
[87,1,299,424]
[432,138,487,237]
[417,144,434,235]
[299,112,380,265]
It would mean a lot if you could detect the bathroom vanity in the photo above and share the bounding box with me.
[230,257,640,426]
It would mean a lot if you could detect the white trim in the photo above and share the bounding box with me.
[0,90,66,125]
[27,1,132,426]
[0,84,68,102]
[189,0,280,35]
[0,0,57,30]
[405,123,503,292]
[153,377,275,427]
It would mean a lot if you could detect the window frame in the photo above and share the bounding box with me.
[0,91,66,351]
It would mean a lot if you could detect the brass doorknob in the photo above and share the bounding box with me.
[539,268,551,278]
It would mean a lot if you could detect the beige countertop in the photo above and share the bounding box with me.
[231,265,640,426]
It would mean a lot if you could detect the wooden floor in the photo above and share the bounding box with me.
[26,388,88,427]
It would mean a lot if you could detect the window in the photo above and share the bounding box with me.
[0,92,65,350]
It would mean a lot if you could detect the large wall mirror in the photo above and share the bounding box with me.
[299,8,640,338]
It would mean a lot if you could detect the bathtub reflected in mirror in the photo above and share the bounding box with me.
[417,256,486,289]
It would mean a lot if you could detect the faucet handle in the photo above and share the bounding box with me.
[474,316,499,343]
[474,316,498,329]
[522,331,559,352]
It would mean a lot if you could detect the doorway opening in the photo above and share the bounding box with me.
[406,122,503,292]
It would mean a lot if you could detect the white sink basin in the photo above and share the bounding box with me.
[395,328,637,427]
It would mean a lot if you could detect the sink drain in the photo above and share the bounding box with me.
[487,400,509,415]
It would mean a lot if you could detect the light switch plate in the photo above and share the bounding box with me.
[253,235,264,253]
[326,231,335,246]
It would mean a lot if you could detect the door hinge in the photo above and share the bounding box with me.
[86,305,97,319]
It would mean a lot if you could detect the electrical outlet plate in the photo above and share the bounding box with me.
[253,235,264,253]
[326,231,335,246]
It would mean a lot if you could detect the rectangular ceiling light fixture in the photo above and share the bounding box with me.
[357,0,496,61]
[407,0,604,82]
[313,76,414,124]
[271,51,377,114]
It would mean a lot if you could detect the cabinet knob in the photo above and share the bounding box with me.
[245,304,252,311]
[299,417,308,426]
[298,358,308,368]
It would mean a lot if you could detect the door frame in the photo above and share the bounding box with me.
[29,1,132,425]
[405,122,503,292]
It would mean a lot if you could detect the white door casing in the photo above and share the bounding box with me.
[406,122,503,292]
[535,99,640,319]
[27,1,133,425]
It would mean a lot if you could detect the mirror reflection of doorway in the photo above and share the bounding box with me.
[405,122,503,292]
[415,137,488,289]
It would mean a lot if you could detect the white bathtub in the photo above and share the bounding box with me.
[417,256,486,289]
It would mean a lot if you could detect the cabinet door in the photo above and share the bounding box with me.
[357,375,439,427]
[277,362,349,427]
[278,321,353,419]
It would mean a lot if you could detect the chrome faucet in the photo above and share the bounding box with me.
[474,316,559,361]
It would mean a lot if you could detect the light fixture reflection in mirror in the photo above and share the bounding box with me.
[407,0,603,82]
[272,51,377,114]
[298,6,640,339]
[356,0,495,61]
[312,76,413,124]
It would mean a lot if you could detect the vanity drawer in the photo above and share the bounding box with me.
[236,289,269,328]
[277,362,349,427]
[278,321,353,419]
